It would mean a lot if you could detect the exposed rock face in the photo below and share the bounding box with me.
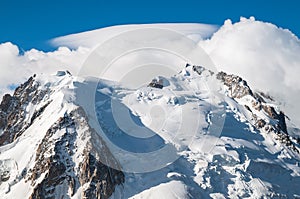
[255,119,266,129]
[0,74,125,199]
[0,94,13,130]
[192,65,206,75]
[0,94,13,113]
[217,71,297,153]
[192,65,214,76]
[216,71,253,98]
[254,91,274,102]
[148,78,163,89]
[0,76,49,146]
[28,109,124,199]
[28,112,77,199]
[190,67,298,153]
[0,68,298,198]
[261,105,287,133]
[80,151,124,199]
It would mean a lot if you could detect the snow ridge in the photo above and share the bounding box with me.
[0,65,299,198]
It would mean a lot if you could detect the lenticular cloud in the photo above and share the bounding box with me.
[200,17,300,128]
[0,17,300,127]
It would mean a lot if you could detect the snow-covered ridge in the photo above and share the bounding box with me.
[0,63,299,198]
[0,72,124,199]
[111,64,300,198]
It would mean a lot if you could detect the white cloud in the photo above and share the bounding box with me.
[0,23,217,98]
[51,23,218,49]
[0,19,299,128]
[0,43,90,97]
[200,17,300,127]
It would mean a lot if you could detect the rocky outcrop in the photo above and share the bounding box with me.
[0,94,14,130]
[217,72,297,153]
[218,72,297,153]
[148,78,163,89]
[0,76,49,146]
[192,65,214,76]
[0,75,124,198]
[190,66,298,153]
[261,105,287,133]
[28,108,124,199]
[28,112,78,199]
[79,151,124,199]
[216,71,253,98]
[77,107,125,199]
[255,119,266,129]
[0,94,13,113]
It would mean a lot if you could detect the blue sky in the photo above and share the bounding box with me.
[0,0,299,51]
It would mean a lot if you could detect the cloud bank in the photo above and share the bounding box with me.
[0,19,299,128]
[0,43,89,96]
[200,17,300,128]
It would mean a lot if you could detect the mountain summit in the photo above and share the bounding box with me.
[0,65,299,198]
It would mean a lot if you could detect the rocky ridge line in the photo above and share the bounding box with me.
[0,75,49,146]
[191,65,299,153]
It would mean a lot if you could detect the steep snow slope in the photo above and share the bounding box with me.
[0,64,299,198]
[0,72,124,199]
[96,65,299,199]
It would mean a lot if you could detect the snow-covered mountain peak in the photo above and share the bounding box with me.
[0,72,124,199]
[0,64,300,198]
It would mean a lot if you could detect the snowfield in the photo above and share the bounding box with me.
[0,63,299,198]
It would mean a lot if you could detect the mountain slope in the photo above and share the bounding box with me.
[0,65,299,199]
[107,64,300,198]
[0,72,124,199]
